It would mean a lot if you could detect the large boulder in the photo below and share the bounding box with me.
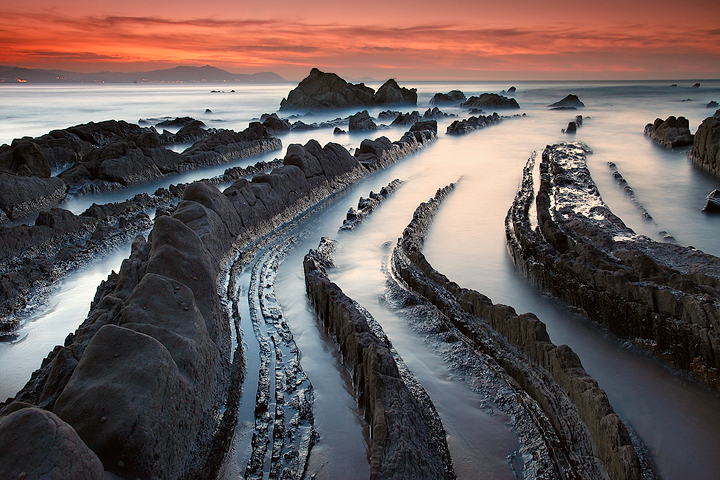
[0,407,106,479]
[373,79,417,106]
[430,90,466,105]
[645,116,694,149]
[349,110,378,131]
[461,93,519,109]
[548,94,585,109]
[0,173,67,220]
[280,68,375,110]
[0,140,52,177]
[690,116,720,178]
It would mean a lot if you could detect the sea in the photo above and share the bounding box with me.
[1,79,719,479]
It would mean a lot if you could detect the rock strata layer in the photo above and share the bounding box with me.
[689,116,720,178]
[304,238,454,480]
[339,179,403,231]
[392,183,646,480]
[644,116,694,148]
[506,143,720,390]
[0,125,438,478]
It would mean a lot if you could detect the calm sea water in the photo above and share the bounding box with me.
[1,80,719,479]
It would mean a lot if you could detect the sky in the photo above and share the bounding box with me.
[1,0,719,81]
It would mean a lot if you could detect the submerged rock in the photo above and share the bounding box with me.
[461,93,519,109]
[644,116,694,148]
[707,101,719,108]
[548,94,585,108]
[702,189,720,213]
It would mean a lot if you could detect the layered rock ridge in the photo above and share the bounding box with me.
[506,143,720,390]
[689,115,720,178]
[391,183,647,480]
[0,126,437,479]
[304,238,455,480]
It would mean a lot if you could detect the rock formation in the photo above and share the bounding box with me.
[0,124,438,478]
[689,116,720,178]
[446,113,501,135]
[707,101,719,109]
[339,179,403,231]
[506,143,720,391]
[349,110,378,131]
[461,93,519,109]
[279,68,417,110]
[702,189,720,213]
[644,116,694,148]
[548,94,585,109]
[430,90,466,105]
[304,238,454,480]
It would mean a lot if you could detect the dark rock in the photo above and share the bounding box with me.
[548,94,585,108]
[173,120,210,143]
[690,116,720,178]
[707,101,719,108]
[67,120,144,146]
[693,83,701,88]
[155,116,202,129]
[349,110,377,131]
[261,113,291,133]
[0,407,106,479]
[378,110,400,120]
[205,108,212,114]
[0,173,67,220]
[392,111,420,125]
[373,79,417,106]
[716,109,720,118]
[461,93,519,109]
[430,90,466,105]
[333,127,346,134]
[575,115,583,126]
[280,68,375,110]
[702,189,720,213]
[410,120,437,135]
[564,121,577,134]
[5,140,52,177]
[422,107,452,120]
[35,207,85,231]
[446,113,501,135]
[507,86,517,94]
[644,116,694,148]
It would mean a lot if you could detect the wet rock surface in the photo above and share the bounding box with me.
[644,115,694,148]
[461,93,519,109]
[506,143,720,390]
[339,179,404,231]
[392,182,649,480]
[0,125,438,478]
[702,189,720,213]
[304,238,455,480]
[446,112,501,135]
[689,116,720,178]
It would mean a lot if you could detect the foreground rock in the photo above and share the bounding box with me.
[548,94,585,109]
[644,116,694,148]
[280,68,417,110]
[0,173,67,221]
[392,184,647,480]
[703,189,720,213]
[506,143,720,391]
[461,93,519,109]
[0,125,438,478]
[689,116,720,178]
[446,113,501,135]
[304,238,454,479]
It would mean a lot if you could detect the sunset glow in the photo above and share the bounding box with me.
[2,0,719,80]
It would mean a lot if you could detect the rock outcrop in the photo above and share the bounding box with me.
[446,113,501,135]
[703,189,720,213]
[430,90,466,105]
[548,94,585,109]
[0,125,438,478]
[349,110,378,131]
[506,143,720,391]
[644,116,694,149]
[392,183,647,480]
[689,116,720,178]
[280,69,417,110]
[461,93,519,109]
[340,179,403,231]
[0,173,68,221]
[304,238,454,480]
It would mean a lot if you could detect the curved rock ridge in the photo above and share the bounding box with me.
[689,116,720,178]
[392,182,648,480]
[643,116,694,149]
[446,112,501,135]
[0,125,438,478]
[280,68,417,110]
[304,238,455,480]
[506,143,720,390]
[340,179,404,231]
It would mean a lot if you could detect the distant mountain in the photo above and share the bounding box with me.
[0,65,286,83]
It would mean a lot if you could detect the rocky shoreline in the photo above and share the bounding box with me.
[389,184,649,480]
[506,143,720,390]
[0,123,437,479]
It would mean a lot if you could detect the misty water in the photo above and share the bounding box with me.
[1,80,719,479]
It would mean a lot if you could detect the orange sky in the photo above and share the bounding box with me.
[1,0,719,80]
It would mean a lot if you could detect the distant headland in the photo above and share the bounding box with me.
[0,65,286,84]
